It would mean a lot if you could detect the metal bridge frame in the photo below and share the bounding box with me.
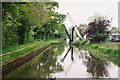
[64,13,82,42]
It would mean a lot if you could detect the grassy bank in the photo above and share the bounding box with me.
[2,40,62,64]
[71,39,119,54]
[71,39,120,66]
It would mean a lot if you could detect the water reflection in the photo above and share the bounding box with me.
[62,46,109,78]
[55,45,118,78]
[61,46,74,62]
[33,47,63,78]
[84,53,109,78]
[4,44,65,78]
[4,43,118,79]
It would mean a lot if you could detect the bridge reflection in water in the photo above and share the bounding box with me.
[3,43,118,79]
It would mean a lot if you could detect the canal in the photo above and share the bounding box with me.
[3,43,119,79]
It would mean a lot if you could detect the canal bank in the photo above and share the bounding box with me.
[2,44,51,77]
[71,40,120,67]
[2,43,119,79]
[2,40,61,64]
[2,40,62,77]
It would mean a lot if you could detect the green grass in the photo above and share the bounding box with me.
[2,41,40,55]
[71,39,119,54]
[71,39,120,66]
[2,40,61,64]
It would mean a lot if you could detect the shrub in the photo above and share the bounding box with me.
[84,13,111,43]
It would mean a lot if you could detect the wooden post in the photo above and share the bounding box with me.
[71,27,75,41]
[71,46,74,61]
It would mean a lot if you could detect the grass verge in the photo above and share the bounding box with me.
[2,40,61,64]
[71,39,120,66]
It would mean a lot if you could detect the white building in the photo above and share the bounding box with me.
[109,33,120,42]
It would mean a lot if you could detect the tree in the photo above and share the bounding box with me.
[32,3,66,40]
[2,2,66,48]
[77,24,87,37]
[17,2,50,44]
[84,13,111,43]
[2,2,22,48]
[110,27,120,33]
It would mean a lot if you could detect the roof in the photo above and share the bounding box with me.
[109,33,120,35]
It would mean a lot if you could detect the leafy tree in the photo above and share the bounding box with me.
[84,13,111,43]
[17,2,50,44]
[110,27,120,33]
[77,24,87,37]
[2,2,22,48]
[2,2,66,48]
[32,3,66,40]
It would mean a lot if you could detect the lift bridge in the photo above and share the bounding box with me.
[64,13,83,43]
[57,13,84,75]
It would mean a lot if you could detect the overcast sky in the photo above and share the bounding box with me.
[55,0,119,29]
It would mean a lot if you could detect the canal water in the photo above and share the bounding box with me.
[3,43,119,79]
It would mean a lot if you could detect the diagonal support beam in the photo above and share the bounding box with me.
[64,27,72,41]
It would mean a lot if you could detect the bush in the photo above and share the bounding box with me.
[84,13,111,43]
